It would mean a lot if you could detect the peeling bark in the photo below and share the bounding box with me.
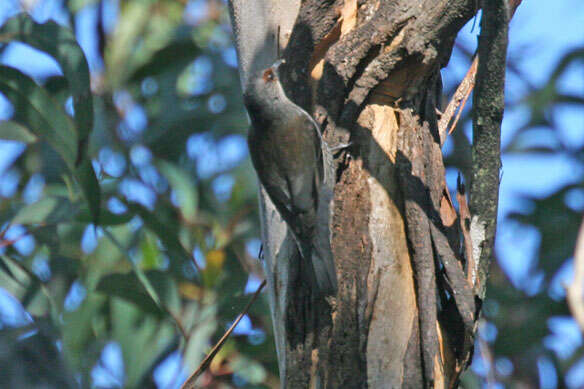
[228,0,509,387]
[471,0,509,301]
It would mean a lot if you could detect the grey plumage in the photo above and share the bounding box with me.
[244,60,337,296]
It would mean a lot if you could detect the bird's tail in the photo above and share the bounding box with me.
[299,235,337,297]
[311,239,338,296]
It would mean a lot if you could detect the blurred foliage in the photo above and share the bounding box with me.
[0,1,274,388]
[0,1,582,388]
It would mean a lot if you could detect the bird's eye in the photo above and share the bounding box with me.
[263,69,275,82]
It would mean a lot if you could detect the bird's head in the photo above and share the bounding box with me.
[261,58,284,84]
[244,59,286,107]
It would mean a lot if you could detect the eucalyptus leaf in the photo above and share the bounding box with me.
[75,208,133,226]
[157,160,198,222]
[128,38,199,82]
[127,202,193,276]
[12,197,74,225]
[75,158,101,224]
[0,65,77,168]
[0,255,30,297]
[109,298,176,387]
[0,120,37,143]
[62,294,106,372]
[0,13,94,152]
[96,272,164,315]
[0,66,100,223]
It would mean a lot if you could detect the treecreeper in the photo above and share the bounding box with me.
[244,59,337,297]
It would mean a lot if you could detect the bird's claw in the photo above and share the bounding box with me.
[328,142,352,153]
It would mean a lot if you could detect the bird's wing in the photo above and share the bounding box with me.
[248,132,296,224]
[296,108,325,187]
[263,176,295,222]
[286,113,320,231]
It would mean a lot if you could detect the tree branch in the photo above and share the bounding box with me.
[470,0,509,300]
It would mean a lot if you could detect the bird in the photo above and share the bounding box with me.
[243,59,337,296]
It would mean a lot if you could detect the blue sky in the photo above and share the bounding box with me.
[0,0,583,386]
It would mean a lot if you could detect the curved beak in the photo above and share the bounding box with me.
[272,58,285,70]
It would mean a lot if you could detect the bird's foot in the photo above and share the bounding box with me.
[328,142,352,152]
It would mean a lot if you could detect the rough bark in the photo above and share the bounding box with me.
[470,0,509,301]
[228,0,509,387]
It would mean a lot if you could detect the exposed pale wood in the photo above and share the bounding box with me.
[567,219,584,333]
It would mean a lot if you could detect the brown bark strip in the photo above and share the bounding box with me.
[350,0,477,105]
[428,222,476,375]
[325,1,412,85]
[329,0,477,147]
[404,201,438,387]
[282,0,344,110]
[324,154,372,388]
[397,108,441,387]
[470,0,509,300]
[316,0,417,142]
[456,177,475,286]
[429,222,475,329]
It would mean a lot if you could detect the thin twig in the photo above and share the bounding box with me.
[439,0,522,146]
[180,279,267,389]
[567,218,584,333]
[0,233,28,248]
[439,57,477,145]
[448,78,473,136]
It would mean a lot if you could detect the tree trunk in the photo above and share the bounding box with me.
[228,0,509,387]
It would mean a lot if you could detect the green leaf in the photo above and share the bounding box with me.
[231,355,267,384]
[183,304,217,371]
[12,197,75,225]
[96,270,180,322]
[104,2,152,88]
[145,270,181,314]
[96,272,164,315]
[0,255,30,297]
[109,298,176,387]
[75,158,101,224]
[62,294,106,372]
[156,160,198,222]
[141,231,163,269]
[128,38,199,82]
[0,13,94,154]
[68,0,100,13]
[0,65,77,168]
[75,208,133,226]
[84,225,133,290]
[0,15,100,223]
[0,120,37,143]
[127,202,193,276]
[0,66,100,223]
